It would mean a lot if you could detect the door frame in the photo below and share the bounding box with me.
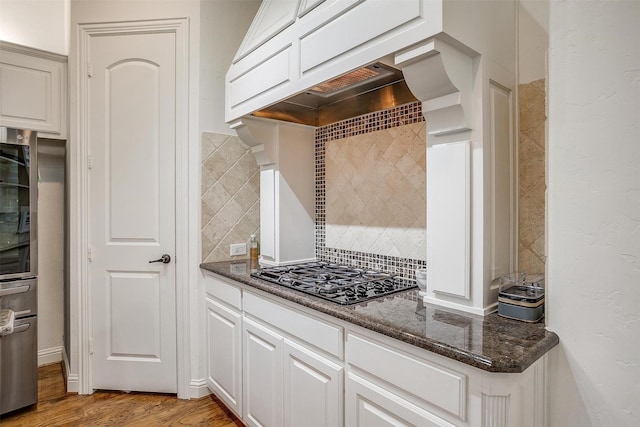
[72,18,190,397]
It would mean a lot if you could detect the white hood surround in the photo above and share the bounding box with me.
[226,0,517,316]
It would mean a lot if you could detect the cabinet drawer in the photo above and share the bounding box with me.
[244,292,343,359]
[204,272,242,310]
[347,333,466,420]
[346,372,455,427]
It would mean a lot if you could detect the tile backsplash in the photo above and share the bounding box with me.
[518,79,546,273]
[201,86,545,277]
[325,122,426,260]
[201,132,260,262]
[315,102,427,279]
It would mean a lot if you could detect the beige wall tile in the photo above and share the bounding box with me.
[202,182,231,217]
[519,134,546,193]
[201,132,260,262]
[202,201,216,228]
[518,79,546,272]
[325,122,426,259]
[202,132,228,161]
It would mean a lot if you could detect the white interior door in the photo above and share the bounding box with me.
[88,30,177,393]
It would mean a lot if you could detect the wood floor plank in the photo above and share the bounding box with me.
[0,363,244,427]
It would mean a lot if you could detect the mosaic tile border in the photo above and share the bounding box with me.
[315,102,427,280]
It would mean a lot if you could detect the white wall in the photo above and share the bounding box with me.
[37,140,66,365]
[200,0,260,135]
[0,0,69,55]
[518,0,548,84]
[547,1,640,426]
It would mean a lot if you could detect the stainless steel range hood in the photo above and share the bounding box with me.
[251,62,417,127]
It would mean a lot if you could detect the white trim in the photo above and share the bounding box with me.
[189,379,211,399]
[38,346,64,366]
[66,373,80,394]
[62,344,80,393]
[258,257,317,267]
[74,18,191,397]
[0,40,67,62]
[423,295,498,317]
[534,353,548,427]
[481,394,510,427]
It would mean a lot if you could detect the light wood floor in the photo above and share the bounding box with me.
[0,363,244,426]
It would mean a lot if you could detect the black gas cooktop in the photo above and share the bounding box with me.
[251,261,416,305]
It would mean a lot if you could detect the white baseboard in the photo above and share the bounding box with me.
[62,345,70,375]
[61,345,80,393]
[38,346,64,366]
[66,373,80,393]
[189,378,210,399]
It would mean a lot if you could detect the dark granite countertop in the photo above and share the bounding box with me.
[201,260,559,373]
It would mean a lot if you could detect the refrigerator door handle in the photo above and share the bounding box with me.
[0,284,30,297]
[0,322,29,337]
[13,310,32,317]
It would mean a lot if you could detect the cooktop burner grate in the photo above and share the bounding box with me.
[251,262,417,305]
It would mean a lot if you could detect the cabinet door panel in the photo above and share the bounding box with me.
[206,298,242,415]
[284,339,343,427]
[0,45,66,137]
[346,373,455,427]
[243,317,283,427]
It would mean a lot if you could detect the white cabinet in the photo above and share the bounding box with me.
[204,273,243,417]
[283,339,343,427]
[203,271,547,427]
[205,271,344,427]
[346,372,455,427]
[347,333,467,420]
[243,291,344,426]
[0,41,67,138]
[242,317,344,427]
[243,317,284,427]
[345,331,547,427]
[205,297,242,416]
[346,333,465,426]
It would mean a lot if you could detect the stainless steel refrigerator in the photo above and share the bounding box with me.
[0,127,38,415]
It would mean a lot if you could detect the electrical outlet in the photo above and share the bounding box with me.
[230,243,247,257]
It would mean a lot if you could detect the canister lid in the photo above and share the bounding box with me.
[498,285,545,305]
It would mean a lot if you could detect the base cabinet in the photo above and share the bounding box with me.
[284,339,343,427]
[346,372,455,427]
[243,317,284,427]
[242,316,344,427]
[205,297,242,416]
[203,271,548,427]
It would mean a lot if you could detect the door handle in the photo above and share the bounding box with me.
[0,285,30,297]
[149,254,171,264]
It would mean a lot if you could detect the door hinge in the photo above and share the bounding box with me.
[87,62,93,78]
[89,338,94,355]
[88,247,92,262]
[87,154,93,170]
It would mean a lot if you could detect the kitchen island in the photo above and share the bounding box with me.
[201,260,559,427]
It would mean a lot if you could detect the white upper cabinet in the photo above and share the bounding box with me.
[0,42,67,138]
